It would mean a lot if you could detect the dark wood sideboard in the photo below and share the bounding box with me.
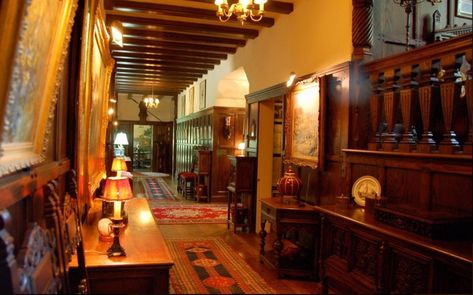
[316,204,472,294]
[69,198,174,294]
[259,198,319,279]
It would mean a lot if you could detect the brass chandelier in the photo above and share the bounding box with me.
[215,0,267,25]
[143,86,159,109]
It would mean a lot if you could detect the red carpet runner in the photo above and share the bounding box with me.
[166,238,274,294]
[152,204,227,224]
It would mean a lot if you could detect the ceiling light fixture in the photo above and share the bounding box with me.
[215,0,267,25]
[393,0,442,50]
[111,20,124,47]
[143,85,159,109]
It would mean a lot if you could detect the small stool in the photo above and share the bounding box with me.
[178,172,197,200]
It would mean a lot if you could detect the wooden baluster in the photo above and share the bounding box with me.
[399,65,418,152]
[461,51,472,154]
[381,69,400,151]
[368,72,383,150]
[464,78,473,154]
[438,56,460,153]
[417,61,438,153]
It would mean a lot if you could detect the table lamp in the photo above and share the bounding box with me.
[102,176,134,257]
[114,132,129,157]
[111,157,128,177]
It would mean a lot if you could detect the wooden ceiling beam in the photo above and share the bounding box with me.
[115,67,202,79]
[106,12,259,39]
[111,46,228,59]
[110,0,275,27]
[115,87,179,96]
[123,28,247,47]
[116,61,209,74]
[119,38,237,54]
[112,52,221,65]
[114,56,215,70]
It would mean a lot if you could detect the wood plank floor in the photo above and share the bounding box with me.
[137,175,323,294]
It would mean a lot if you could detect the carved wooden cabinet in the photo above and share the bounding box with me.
[259,198,319,279]
[194,149,212,202]
[316,205,472,294]
[226,155,256,232]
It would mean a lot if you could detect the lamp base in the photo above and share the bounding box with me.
[107,221,126,257]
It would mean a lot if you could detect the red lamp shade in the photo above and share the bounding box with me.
[111,157,128,172]
[102,177,134,201]
[277,166,303,197]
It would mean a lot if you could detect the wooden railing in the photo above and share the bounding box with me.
[363,33,472,154]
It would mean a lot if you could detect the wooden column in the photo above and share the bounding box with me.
[398,65,418,152]
[352,0,373,60]
[417,61,438,153]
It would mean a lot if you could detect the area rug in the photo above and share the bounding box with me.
[141,177,178,201]
[166,237,275,294]
[152,204,227,224]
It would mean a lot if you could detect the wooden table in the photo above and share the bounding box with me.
[69,198,174,294]
[259,198,319,279]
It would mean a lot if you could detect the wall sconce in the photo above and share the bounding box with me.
[102,176,134,257]
[223,116,232,139]
[287,72,297,87]
[111,20,124,47]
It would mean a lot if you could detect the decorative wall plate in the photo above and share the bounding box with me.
[351,176,381,206]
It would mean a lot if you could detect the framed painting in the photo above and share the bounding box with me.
[189,86,195,114]
[0,0,78,177]
[76,0,114,206]
[199,80,207,110]
[284,75,325,170]
[456,0,472,18]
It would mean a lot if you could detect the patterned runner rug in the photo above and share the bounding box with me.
[140,177,178,201]
[167,237,274,294]
[152,204,227,224]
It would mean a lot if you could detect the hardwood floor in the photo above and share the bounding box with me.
[137,175,323,294]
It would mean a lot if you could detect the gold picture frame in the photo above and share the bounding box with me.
[284,75,325,170]
[0,0,78,177]
[199,80,207,110]
[456,0,472,18]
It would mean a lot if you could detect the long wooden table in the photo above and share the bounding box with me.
[69,198,174,294]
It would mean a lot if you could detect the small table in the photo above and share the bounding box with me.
[259,198,319,279]
[69,198,174,294]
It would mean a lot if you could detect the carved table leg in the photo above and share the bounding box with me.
[259,220,267,263]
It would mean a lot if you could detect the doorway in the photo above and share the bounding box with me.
[133,124,153,171]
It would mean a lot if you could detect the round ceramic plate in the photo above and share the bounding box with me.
[351,176,381,206]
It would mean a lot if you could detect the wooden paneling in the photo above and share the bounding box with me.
[317,205,472,294]
[176,106,245,200]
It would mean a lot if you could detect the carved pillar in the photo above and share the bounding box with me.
[463,79,473,154]
[368,73,383,150]
[381,69,400,151]
[0,210,20,294]
[417,86,436,152]
[44,180,68,293]
[439,82,460,153]
[417,61,438,153]
[398,65,418,152]
[352,0,374,60]
[438,56,460,153]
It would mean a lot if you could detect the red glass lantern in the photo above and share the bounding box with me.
[277,166,303,202]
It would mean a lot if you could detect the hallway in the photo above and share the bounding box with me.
[137,175,322,294]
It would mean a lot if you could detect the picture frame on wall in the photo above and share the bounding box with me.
[456,0,472,18]
[199,80,207,110]
[189,86,195,114]
[284,75,326,170]
[0,0,78,178]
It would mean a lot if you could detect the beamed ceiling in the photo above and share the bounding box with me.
[104,0,295,96]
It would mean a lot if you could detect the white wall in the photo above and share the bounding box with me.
[178,0,353,117]
[116,93,175,122]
